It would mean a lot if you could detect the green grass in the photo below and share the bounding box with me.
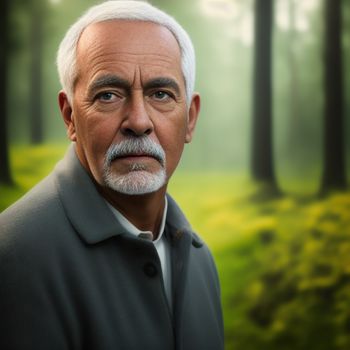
[0,143,68,210]
[2,144,350,350]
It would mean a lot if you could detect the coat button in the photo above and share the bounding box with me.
[143,262,158,277]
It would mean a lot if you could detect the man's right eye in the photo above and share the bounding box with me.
[97,92,117,102]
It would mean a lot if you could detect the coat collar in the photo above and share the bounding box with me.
[54,144,124,244]
[54,144,203,248]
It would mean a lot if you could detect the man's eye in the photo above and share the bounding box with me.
[97,92,116,102]
[152,91,171,101]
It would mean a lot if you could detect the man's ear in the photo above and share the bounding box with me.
[58,91,77,142]
[185,93,200,143]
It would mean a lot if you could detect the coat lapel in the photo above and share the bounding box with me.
[54,144,126,244]
[165,195,204,349]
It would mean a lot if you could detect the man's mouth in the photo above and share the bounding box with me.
[113,152,162,164]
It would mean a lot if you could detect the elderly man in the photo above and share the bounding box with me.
[0,1,224,349]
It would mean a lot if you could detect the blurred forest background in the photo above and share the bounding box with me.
[0,0,350,349]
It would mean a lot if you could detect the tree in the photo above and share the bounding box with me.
[29,0,45,144]
[286,0,300,151]
[251,0,279,194]
[0,0,13,184]
[320,0,347,194]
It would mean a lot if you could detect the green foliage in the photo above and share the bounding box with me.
[0,143,68,210]
[219,193,350,350]
[1,145,350,350]
[172,170,350,349]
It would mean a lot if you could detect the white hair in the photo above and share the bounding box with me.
[56,0,195,105]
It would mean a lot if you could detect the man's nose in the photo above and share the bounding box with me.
[120,94,153,137]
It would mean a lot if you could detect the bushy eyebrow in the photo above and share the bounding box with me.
[88,74,181,96]
[143,77,181,96]
[88,74,130,95]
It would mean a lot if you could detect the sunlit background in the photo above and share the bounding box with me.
[1,0,350,349]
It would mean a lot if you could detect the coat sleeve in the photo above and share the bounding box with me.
[0,206,71,350]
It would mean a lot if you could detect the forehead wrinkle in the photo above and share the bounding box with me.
[76,20,184,83]
[77,33,180,63]
[77,35,180,65]
[86,52,178,68]
[79,54,180,87]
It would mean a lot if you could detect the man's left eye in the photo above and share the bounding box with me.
[152,91,171,101]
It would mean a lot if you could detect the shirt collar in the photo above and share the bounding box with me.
[105,197,168,243]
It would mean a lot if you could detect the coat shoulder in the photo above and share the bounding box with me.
[0,173,66,251]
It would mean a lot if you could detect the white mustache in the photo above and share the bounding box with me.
[105,137,166,167]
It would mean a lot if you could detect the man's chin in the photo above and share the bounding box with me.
[103,169,167,196]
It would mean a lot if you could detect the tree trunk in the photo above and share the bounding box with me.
[0,0,13,184]
[320,0,347,194]
[251,0,278,194]
[29,0,44,144]
[286,0,300,150]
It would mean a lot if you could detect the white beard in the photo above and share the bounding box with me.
[103,166,166,195]
[102,137,167,195]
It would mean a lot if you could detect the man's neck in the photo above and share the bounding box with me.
[97,185,167,239]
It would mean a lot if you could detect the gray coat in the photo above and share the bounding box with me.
[0,146,224,350]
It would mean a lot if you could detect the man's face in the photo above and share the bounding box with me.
[59,20,199,195]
